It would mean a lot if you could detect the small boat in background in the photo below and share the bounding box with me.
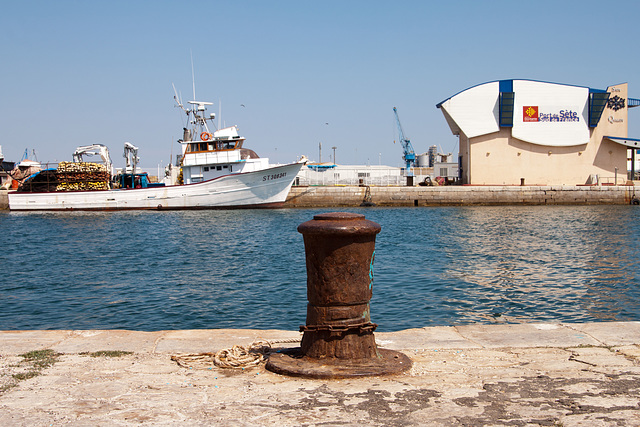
[7,149,42,190]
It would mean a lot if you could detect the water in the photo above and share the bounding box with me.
[1,206,639,332]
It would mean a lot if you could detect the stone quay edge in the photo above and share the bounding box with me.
[284,185,640,207]
[1,322,639,426]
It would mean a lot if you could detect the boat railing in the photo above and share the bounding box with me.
[598,175,629,186]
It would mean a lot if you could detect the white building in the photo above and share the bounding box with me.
[437,80,640,185]
[295,162,458,187]
[296,164,405,186]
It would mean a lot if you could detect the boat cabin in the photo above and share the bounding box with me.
[114,172,165,189]
[180,126,269,184]
[184,137,244,153]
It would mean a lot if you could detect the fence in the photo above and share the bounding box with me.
[295,166,429,187]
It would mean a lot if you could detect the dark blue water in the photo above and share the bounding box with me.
[1,206,639,331]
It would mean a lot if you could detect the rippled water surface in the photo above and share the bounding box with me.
[1,206,639,331]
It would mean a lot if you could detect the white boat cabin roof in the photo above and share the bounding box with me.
[183,126,246,154]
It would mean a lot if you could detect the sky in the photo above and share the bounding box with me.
[2,0,640,171]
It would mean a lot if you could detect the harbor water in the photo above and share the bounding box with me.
[1,206,639,332]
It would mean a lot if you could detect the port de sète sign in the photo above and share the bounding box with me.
[523,106,580,123]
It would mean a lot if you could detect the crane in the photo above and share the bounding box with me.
[393,107,416,176]
[123,142,140,174]
[72,144,112,172]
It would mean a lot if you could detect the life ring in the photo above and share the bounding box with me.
[201,132,212,141]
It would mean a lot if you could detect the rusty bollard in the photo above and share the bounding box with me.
[266,212,412,378]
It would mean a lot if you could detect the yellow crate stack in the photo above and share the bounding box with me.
[56,162,110,191]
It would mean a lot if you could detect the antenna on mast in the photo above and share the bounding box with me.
[190,50,196,101]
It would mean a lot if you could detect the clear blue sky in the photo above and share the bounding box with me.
[2,0,639,170]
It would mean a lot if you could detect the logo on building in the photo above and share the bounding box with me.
[523,106,580,123]
[523,106,538,122]
[607,95,625,111]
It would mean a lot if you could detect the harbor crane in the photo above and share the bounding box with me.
[393,107,416,176]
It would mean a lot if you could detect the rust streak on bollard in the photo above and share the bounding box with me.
[266,212,412,379]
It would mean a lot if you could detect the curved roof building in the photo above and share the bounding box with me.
[437,80,639,185]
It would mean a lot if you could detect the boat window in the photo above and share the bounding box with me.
[204,167,209,171]
[223,165,228,169]
[208,143,215,151]
[199,143,208,151]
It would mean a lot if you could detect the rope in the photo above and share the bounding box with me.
[171,338,300,370]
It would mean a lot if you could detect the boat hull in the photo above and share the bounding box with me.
[8,162,303,211]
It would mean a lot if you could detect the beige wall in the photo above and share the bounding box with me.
[465,83,629,185]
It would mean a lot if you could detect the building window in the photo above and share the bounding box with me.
[440,168,448,176]
[589,91,610,127]
[499,92,515,127]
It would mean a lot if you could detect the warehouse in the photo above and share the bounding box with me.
[437,80,640,185]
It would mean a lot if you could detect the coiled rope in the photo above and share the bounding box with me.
[171,338,299,370]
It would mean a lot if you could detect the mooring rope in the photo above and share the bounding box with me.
[171,338,300,370]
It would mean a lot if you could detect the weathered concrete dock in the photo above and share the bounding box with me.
[285,184,640,207]
[1,322,639,425]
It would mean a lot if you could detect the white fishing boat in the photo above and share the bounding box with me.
[8,100,305,211]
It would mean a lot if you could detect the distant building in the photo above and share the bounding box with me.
[437,80,640,185]
[296,164,407,186]
[433,158,458,183]
[428,146,437,167]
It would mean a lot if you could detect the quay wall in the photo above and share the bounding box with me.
[284,185,640,207]
[1,186,638,210]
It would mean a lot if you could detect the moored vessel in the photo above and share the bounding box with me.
[8,99,305,211]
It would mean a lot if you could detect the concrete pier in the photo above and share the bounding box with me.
[285,185,640,207]
[1,322,639,425]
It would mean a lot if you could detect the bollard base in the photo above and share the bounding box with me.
[266,348,412,379]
